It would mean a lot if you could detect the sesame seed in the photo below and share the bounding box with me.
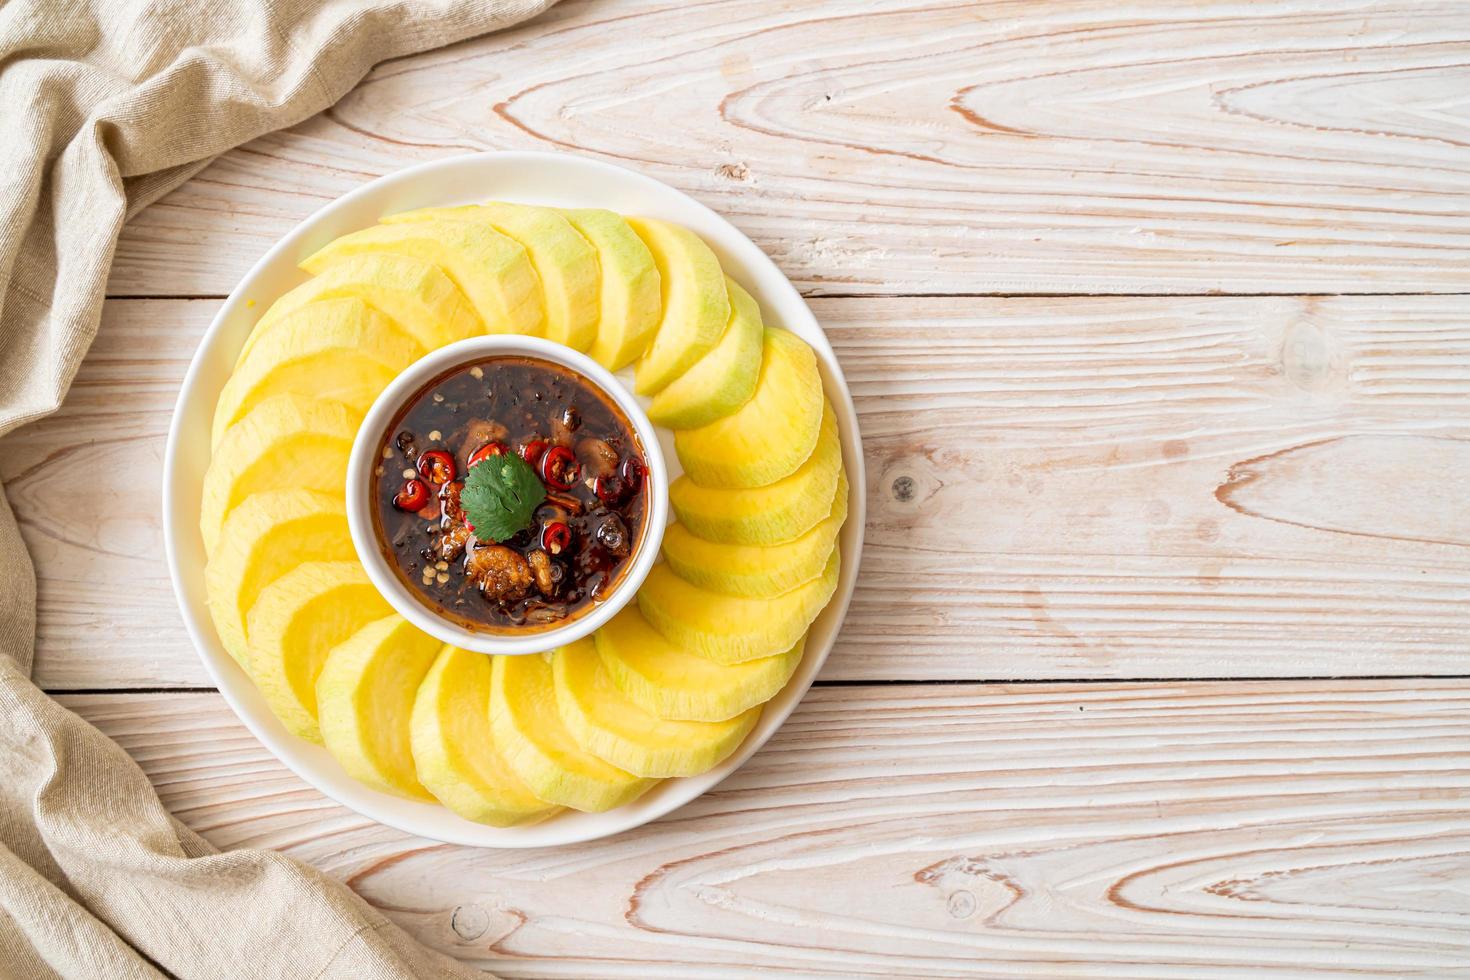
[382,446,392,459]
[402,468,416,479]
[435,561,448,571]
[436,573,450,585]
[432,393,445,403]
[469,366,484,379]
[428,429,442,441]
[374,465,384,477]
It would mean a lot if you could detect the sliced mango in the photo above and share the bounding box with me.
[245,561,392,742]
[647,278,763,429]
[626,217,729,394]
[552,639,758,777]
[200,395,360,556]
[238,253,481,365]
[316,615,441,800]
[212,298,419,448]
[663,470,848,597]
[489,652,652,812]
[410,646,557,826]
[386,203,598,351]
[204,489,353,666]
[639,549,840,665]
[300,219,542,335]
[596,606,803,722]
[675,328,823,488]
[670,399,841,545]
[560,208,661,370]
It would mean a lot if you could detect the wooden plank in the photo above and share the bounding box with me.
[8,295,1469,689]
[108,0,1470,299]
[58,682,1470,977]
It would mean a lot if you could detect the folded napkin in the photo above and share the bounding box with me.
[0,1,556,976]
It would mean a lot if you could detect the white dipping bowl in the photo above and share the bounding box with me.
[346,335,668,656]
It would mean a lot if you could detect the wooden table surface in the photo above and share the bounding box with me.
[6,2,1469,975]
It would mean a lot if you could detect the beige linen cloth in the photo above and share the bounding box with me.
[0,1,557,976]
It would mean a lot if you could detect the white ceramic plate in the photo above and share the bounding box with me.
[163,151,866,847]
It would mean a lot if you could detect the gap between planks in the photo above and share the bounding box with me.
[47,675,1470,696]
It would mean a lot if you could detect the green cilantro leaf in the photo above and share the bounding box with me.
[459,452,546,543]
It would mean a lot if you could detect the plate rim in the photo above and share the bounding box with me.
[161,149,866,847]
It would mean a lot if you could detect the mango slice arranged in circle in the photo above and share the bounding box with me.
[200,202,855,821]
[205,489,353,666]
[674,328,823,488]
[410,646,558,826]
[560,208,661,371]
[638,549,841,665]
[648,277,764,430]
[669,400,841,545]
[245,561,393,743]
[212,298,421,448]
[299,220,542,335]
[387,202,599,351]
[626,216,729,395]
[490,651,653,812]
[552,638,759,778]
[200,394,360,556]
[596,607,804,722]
[238,252,481,365]
[317,615,441,800]
[663,470,848,597]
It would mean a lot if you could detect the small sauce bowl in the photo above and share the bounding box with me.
[346,336,668,656]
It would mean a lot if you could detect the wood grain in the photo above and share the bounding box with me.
[8,295,1468,690]
[60,682,1470,977]
[109,0,1470,298]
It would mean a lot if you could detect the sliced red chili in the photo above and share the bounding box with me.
[467,441,508,469]
[540,521,573,556]
[594,474,627,506]
[393,478,430,512]
[417,449,456,485]
[538,444,580,490]
[620,455,645,490]
[519,439,548,466]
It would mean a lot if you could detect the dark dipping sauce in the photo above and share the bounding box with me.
[372,356,648,634]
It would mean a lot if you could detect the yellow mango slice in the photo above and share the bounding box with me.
[489,652,652,812]
[212,297,420,448]
[386,203,598,351]
[410,646,557,826]
[560,208,661,370]
[638,549,840,665]
[663,470,848,597]
[552,639,758,777]
[316,615,441,800]
[300,219,541,335]
[200,395,359,556]
[647,278,763,429]
[626,217,729,394]
[245,561,392,742]
[237,252,481,365]
[675,328,823,488]
[595,607,803,722]
[204,489,353,666]
[669,400,841,545]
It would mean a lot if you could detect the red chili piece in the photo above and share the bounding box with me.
[393,478,430,512]
[593,474,627,506]
[519,439,548,466]
[620,456,645,490]
[467,441,508,469]
[417,449,456,485]
[538,445,580,490]
[540,521,573,556]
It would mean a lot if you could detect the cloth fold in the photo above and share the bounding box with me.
[0,1,557,976]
